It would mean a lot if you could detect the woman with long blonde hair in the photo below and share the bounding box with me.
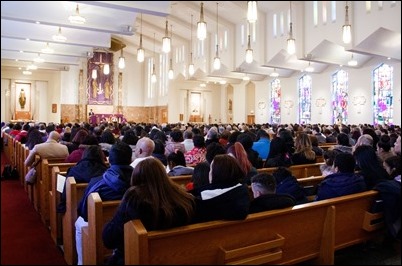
[291,133,316,165]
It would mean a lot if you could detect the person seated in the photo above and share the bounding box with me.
[186,161,210,193]
[272,166,308,204]
[185,135,207,166]
[320,149,340,177]
[102,158,196,265]
[75,142,133,265]
[227,142,257,185]
[167,150,194,176]
[315,153,367,201]
[249,173,296,213]
[57,145,108,213]
[292,133,316,165]
[193,154,250,222]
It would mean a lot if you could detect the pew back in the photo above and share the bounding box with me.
[62,177,88,265]
[82,192,121,265]
[124,190,383,265]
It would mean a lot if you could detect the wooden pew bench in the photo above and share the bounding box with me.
[124,190,383,265]
[82,193,121,265]
[39,158,75,226]
[258,162,324,179]
[62,177,89,265]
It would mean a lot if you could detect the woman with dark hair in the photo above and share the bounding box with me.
[186,161,210,192]
[193,154,250,222]
[66,128,89,154]
[152,139,167,166]
[103,158,196,265]
[167,150,194,176]
[57,145,108,213]
[264,137,292,168]
[65,135,99,163]
[99,129,116,157]
[353,145,390,189]
[25,127,44,150]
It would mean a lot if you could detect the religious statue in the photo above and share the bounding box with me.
[19,89,26,109]
[104,80,111,99]
[92,79,98,99]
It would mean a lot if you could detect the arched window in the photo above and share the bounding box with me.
[331,69,348,124]
[270,78,281,124]
[298,75,312,124]
[373,63,393,125]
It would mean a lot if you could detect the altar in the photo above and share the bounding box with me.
[89,113,125,124]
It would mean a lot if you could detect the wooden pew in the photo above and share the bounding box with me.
[38,158,72,226]
[170,175,192,188]
[124,190,383,265]
[82,193,121,265]
[258,162,324,179]
[49,166,67,245]
[297,175,325,202]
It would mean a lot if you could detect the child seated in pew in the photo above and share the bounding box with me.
[319,149,340,177]
[102,157,196,265]
[185,161,210,193]
[75,142,133,265]
[272,167,308,204]
[57,145,108,213]
[315,153,367,201]
[249,173,296,213]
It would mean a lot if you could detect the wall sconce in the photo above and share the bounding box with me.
[315,97,326,114]
[197,2,207,40]
[284,100,294,115]
[353,95,366,113]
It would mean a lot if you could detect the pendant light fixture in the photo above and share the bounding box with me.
[189,14,195,76]
[213,2,221,70]
[102,53,110,75]
[348,53,358,66]
[168,25,174,79]
[342,1,352,44]
[41,42,54,54]
[118,44,125,69]
[287,1,296,55]
[52,27,67,42]
[247,1,258,23]
[245,22,253,63]
[68,4,86,24]
[197,2,207,40]
[162,18,171,53]
[33,53,45,63]
[137,13,145,62]
[151,33,157,83]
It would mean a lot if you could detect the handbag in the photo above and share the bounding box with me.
[25,160,40,184]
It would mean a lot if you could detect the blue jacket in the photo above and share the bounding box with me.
[252,138,271,160]
[77,165,133,221]
[315,172,367,201]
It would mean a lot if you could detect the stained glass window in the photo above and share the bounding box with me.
[373,63,393,125]
[270,78,281,124]
[298,75,312,124]
[331,69,348,124]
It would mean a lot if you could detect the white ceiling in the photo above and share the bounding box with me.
[1,1,401,82]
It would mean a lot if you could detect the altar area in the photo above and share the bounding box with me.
[89,113,125,124]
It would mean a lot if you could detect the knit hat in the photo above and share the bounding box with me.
[108,142,132,165]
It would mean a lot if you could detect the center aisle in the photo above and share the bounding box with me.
[1,159,67,265]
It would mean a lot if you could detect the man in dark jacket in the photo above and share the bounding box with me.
[74,142,133,265]
[249,173,296,213]
[315,153,366,201]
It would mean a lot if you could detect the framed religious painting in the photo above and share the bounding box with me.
[87,51,114,105]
